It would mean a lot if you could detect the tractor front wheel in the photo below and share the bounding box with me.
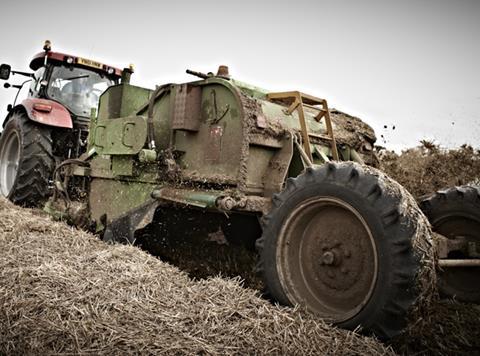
[0,112,54,206]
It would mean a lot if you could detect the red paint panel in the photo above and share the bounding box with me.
[22,98,73,129]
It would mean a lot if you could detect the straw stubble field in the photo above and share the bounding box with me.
[0,198,392,355]
[0,144,479,355]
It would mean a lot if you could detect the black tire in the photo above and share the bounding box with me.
[419,186,480,302]
[0,112,54,207]
[256,161,430,340]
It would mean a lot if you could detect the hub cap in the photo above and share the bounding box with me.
[277,197,378,323]
[0,130,20,197]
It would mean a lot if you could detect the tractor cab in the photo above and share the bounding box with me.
[0,41,123,129]
[0,41,130,207]
[28,43,122,124]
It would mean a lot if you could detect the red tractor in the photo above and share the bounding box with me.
[0,41,129,206]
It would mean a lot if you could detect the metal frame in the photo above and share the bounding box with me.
[266,91,339,162]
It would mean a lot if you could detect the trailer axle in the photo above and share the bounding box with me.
[438,259,480,267]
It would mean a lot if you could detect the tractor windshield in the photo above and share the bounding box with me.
[47,66,114,117]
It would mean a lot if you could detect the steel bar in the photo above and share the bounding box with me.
[438,259,480,267]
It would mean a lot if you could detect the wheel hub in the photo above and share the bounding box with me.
[320,250,336,265]
[277,197,378,323]
[317,242,363,291]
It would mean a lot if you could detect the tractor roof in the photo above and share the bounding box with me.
[30,51,123,78]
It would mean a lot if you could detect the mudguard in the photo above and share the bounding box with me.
[6,98,72,129]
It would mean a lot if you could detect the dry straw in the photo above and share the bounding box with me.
[0,198,392,355]
[380,143,480,198]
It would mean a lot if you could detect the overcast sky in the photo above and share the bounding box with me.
[1,0,479,151]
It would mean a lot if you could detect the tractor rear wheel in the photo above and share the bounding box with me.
[257,162,431,339]
[420,186,480,302]
[0,112,54,207]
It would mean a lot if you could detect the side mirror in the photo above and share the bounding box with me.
[0,64,11,80]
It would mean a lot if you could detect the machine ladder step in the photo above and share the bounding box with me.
[266,91,339,162]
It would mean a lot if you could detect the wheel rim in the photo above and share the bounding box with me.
[277,197,378,323]
[434,214,480,299]
[0,129,20,197]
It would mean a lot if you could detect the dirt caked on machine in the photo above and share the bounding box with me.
[0,50,478,339]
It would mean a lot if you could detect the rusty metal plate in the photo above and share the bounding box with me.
[204,124,223,163]
[171,84,202,131]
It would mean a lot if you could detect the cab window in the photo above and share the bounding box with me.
[29,67,45,96]
[47,65,114,117]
